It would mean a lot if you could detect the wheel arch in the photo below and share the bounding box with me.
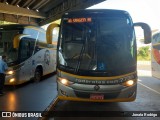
[35,65,43,76]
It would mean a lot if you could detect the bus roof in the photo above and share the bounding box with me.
[63,9,130,16]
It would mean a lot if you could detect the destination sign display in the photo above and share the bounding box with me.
[68,18,92,23]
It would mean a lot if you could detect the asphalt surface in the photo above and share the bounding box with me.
[0,73,58,120]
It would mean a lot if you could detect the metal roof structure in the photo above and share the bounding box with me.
[0,0,105,26]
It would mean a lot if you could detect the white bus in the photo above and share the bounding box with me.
[151,30,160,79]
[0,24,57,85]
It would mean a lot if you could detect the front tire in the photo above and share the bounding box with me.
[34,68,42,82]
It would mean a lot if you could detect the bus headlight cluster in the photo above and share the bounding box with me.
[58,77,74,86]
[6,70,14,75]
[123,80,135,87]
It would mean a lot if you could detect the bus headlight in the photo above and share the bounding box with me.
[7,70,14,75]
[9,78,15,83]
[58,77,74,86]
[123,80,134,87]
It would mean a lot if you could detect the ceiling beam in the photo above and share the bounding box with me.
[32,0,46,10]
[40,0,62,12]
[33,0,50,10]
[11,0,17,5]
[3,0,7,3]
[0,13,38,25]
[21,0,32,7]
[15,0,21,5]
[0,2,46,18]
[39,0,105,25]
[27,0,36,7]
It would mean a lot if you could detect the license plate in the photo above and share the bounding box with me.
[90,94,104,100]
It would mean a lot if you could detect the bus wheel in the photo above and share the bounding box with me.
[34,68,42,82]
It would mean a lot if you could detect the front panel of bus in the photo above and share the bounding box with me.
[57,10,137,102]
[0,25,23,85]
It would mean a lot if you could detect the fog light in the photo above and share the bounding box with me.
[60,90,67,96]
[128,92,135,98]
[9,78,15,83]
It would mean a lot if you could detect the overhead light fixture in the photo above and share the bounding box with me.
[17,5,19,7]
[27,7,30,10]
[36,9,39,12]
[5,2,8,5]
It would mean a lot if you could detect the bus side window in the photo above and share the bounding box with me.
[153,34,158,41]
[155,33,160,43]
[35,43,40,53]
[30,39,35,55]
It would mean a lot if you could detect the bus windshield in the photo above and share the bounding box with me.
[0,29,22,66]
[58,13,136,76]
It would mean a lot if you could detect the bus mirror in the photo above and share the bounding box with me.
[13,34,30,48]
[134,22,152,44]
[13,35,21,48]
[46,23,59,44]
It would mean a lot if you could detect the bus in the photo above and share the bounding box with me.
[0,24,57,85]
[48,9,151,102]
[151,30,160,79]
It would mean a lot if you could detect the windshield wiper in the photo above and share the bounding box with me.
[74,38,87,73]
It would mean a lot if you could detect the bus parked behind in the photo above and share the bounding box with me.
[151,30,160,79]
[0,24,57,85]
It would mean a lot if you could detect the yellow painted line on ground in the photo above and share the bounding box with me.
[138,82,160,95]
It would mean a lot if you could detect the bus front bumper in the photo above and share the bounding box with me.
[5,74,16,85]
[57,81,137,102]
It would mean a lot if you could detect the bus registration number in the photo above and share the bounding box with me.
[90,94,104,100]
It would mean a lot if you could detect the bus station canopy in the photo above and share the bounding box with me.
[0,0,105,26]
